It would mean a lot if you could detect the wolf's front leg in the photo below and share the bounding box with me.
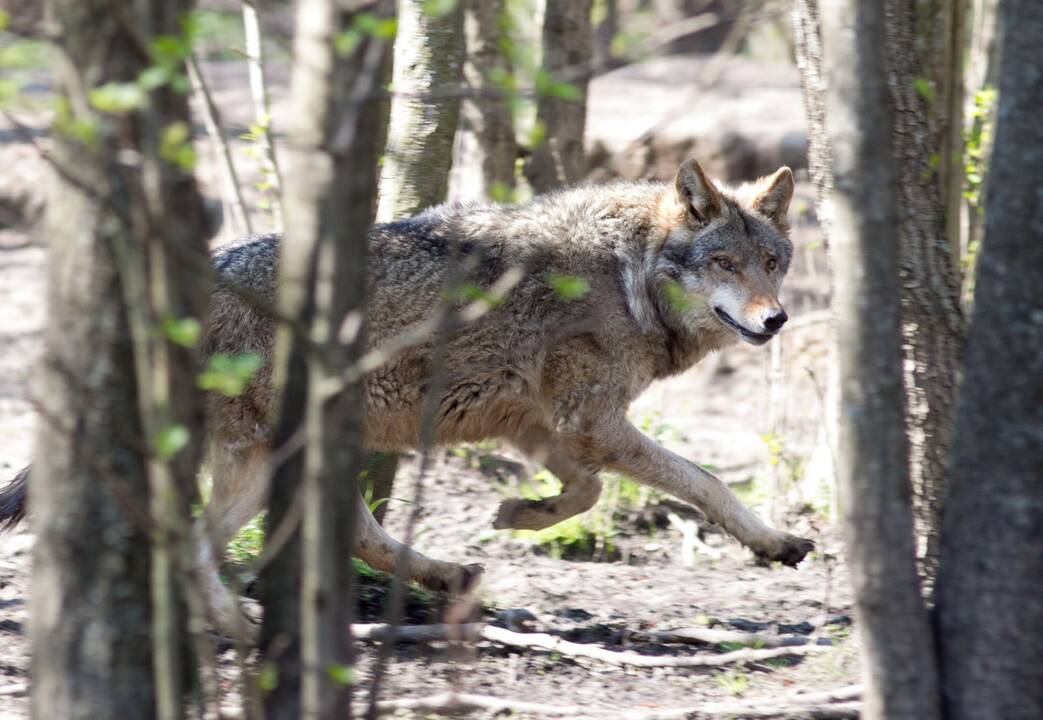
[595,419,814,566]
[492,424,603,531]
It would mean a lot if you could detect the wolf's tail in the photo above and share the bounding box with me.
[0,466,29,531]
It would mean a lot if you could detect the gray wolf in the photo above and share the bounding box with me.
[2,159,813,632]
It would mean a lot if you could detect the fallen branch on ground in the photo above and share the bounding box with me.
[365,688,861,719]
[0,682,27,697]
[352,623,830,668]
[632,625,834,649]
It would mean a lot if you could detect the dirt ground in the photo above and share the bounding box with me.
[0,56,861,718]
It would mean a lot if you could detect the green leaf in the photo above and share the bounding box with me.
[53,105,101,149]
[155,424,190,461]
[89,82,147,114]
[662,280,695,314]
[354,12,397,40]
[257,662,279,694]
[197,353,265,397]
[535,70,581,101]
[421,0,458,18]
[489,182,515,204]
[162,316,202,347]
[151,35,189,68]
[137,66,171,91]
[913,77,935,104]
[160,121,196,171]
[528,120,547,150]
[335,29,362,56]
[326,664,355,687]
[446,282,502,306]
[0,11,10,31]
[547,274,589,300]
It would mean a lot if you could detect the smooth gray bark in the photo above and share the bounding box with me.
[820,1,941,718]
[935,2,1043,717]
[524,0,593,193]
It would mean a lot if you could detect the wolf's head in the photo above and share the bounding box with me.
[650,159,795,347]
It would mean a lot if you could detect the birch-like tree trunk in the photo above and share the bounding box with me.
[259,1,393,717]
[524,0,593,193]
[32,1,212,717]
[377,0,464,220]
[820,2,941,718]
[449,0,518,202]
[935,2,1043,717]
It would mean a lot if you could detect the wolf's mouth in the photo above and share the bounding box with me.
[713,307,773,346]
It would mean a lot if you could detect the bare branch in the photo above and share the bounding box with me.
[366,690,861,719]
[187,55,253,237]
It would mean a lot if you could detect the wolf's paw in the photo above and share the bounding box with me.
[493,498,536,530]
[757,534,815,568]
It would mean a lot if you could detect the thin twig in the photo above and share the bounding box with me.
[241,0,283,230]
[365,689,861,719]
[187,55,253,238]
[352,622,831,668]
[630,625,834,649]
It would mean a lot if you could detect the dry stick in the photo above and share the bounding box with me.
[352,622,830,668]
[241,0,283,231]
[366,692,862,719]
[626,700,862,720]
[631,626,834,649]
[187,54,253,238]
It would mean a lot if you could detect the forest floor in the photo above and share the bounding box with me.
[0,55,862,718]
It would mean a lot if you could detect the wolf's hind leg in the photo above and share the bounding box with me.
[197,443,270,637]
[492,427,603,531]
[356,500,484,595]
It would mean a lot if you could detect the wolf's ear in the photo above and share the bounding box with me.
[751,167,794,226]
[675,159,722,226]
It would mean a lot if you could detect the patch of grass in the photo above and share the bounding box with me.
[227,512,266,564]
[714,669,750,697]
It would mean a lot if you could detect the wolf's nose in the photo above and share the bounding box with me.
[763,310,788,333]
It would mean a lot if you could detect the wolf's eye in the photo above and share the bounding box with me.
[766,257,778,272]
[716,257,735,272]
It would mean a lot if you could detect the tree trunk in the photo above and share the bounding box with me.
[32,1,211,716]
[935,2,1043,717]
[449,0,518,202]
[371,0,465,525]
[883,0,967,590]
[524,0,593,193]
[31,99,156,719]
[819,2,941,719]
[377,0,464,220]
[260,1,392,717]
